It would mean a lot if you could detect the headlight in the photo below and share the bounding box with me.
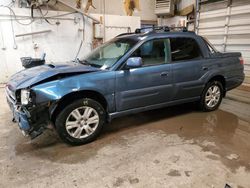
[21,89,30,105]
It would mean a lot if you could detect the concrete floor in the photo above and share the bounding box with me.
[0,88,250,188]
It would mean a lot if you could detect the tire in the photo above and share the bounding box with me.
[55,98,106,145]
[199,80,223,112]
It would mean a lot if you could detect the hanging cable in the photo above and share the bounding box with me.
[9,7,17,49]
[82,14,85,41]
[38,6,56,25]
[0,5,34,25]
[0,0,15,7]
[0,22,6,50]
[0,5,78,25]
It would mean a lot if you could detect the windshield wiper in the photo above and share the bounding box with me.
[78,59,102,68]
[79,59,91,66]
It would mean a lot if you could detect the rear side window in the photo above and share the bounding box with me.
[170,38,202,62]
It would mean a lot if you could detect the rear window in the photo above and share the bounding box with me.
[170,38,202,62]
[202,37,218,54]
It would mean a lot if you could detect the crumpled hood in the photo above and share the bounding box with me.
[7,63,101,91]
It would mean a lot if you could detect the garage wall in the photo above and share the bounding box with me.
[0,8,140,83]
[91,14,140,41]
[89,0,156,21]
[57,0,157,21]
[158,16,187,27]
[0,7,93,83]
[197,3,250,86]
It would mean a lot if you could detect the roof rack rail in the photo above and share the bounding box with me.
[116,32,135,37]
[116,26,189,38]
[134,26,188,34]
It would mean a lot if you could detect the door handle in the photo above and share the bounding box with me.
[202,66,208,71]
[160,72,168,77]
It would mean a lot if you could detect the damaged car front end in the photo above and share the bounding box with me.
[5,63,104,139]
[6,85,49,138]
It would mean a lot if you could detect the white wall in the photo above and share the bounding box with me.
[0,7,140,83]
[0,0,13,6]
[57,0,156,21]
[0,7,93,83]
[158,16,187,27]
[92,14,140,41]
[90,0,156,21]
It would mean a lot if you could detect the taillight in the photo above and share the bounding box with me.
[239,57,244,65]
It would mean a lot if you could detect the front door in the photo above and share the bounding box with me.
[115,38,173,112]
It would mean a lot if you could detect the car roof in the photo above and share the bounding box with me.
[116,28,197,42]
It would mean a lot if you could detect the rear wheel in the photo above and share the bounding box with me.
[199,81,223,112]
[55,98,106,145]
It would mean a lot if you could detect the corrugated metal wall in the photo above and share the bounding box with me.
[197,1,250,103]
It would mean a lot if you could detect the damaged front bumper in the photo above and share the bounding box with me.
[6,89,50,139]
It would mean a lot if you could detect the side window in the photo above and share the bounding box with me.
[132,38,170,66]
[170,38,202,62]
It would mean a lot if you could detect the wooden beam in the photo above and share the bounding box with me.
[178,4,194,16]
[84,0,96,13]
[57,0,100,23]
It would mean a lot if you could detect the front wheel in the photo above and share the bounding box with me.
[199,81,223,112]
[55,98,106,145]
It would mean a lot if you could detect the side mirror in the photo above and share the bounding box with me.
[126,57,142,69]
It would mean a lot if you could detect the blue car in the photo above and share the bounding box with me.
[5,27,244,145]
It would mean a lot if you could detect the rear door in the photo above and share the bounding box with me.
[170,37,205,100]
[115,38,173,111]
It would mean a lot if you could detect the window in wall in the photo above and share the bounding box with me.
[170,37,202,62]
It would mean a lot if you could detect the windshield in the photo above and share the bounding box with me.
[81,38,137,69]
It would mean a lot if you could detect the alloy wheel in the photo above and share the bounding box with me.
[65,106,99,139]
[205,85,221,108]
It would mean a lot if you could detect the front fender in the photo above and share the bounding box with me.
[32,71,116,112]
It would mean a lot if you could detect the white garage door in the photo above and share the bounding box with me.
[197,3,250,86]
